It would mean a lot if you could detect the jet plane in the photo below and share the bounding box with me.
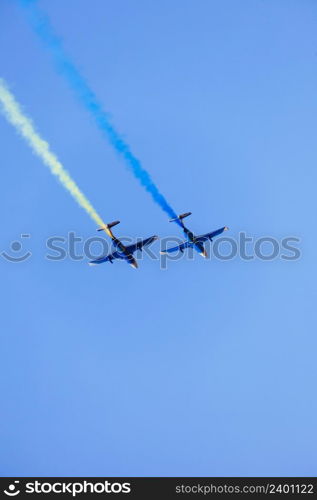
[89,220,158,269]
[160,212,228,259]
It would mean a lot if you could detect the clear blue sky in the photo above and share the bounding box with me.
[0,0,316,476]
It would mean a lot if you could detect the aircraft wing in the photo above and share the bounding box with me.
[160,240,193,254]
[125,235,158,254]
[196,227,228,242]
[89,250,121,265]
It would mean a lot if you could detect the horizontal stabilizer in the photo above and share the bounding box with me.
[169,212,192,223]
[97,220,120,231]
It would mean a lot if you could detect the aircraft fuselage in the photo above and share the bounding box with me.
[112,237,138,268]
[182,226,205,256]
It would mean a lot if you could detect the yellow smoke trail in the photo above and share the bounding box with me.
[0,78,111,236]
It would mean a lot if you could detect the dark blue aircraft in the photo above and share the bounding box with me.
[160,212,228,259]
[89,221,158,269]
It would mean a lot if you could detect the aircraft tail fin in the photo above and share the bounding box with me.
[97,220,120,232]
[169,212,192,223]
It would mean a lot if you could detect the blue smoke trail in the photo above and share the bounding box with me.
[18,0,181,224]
